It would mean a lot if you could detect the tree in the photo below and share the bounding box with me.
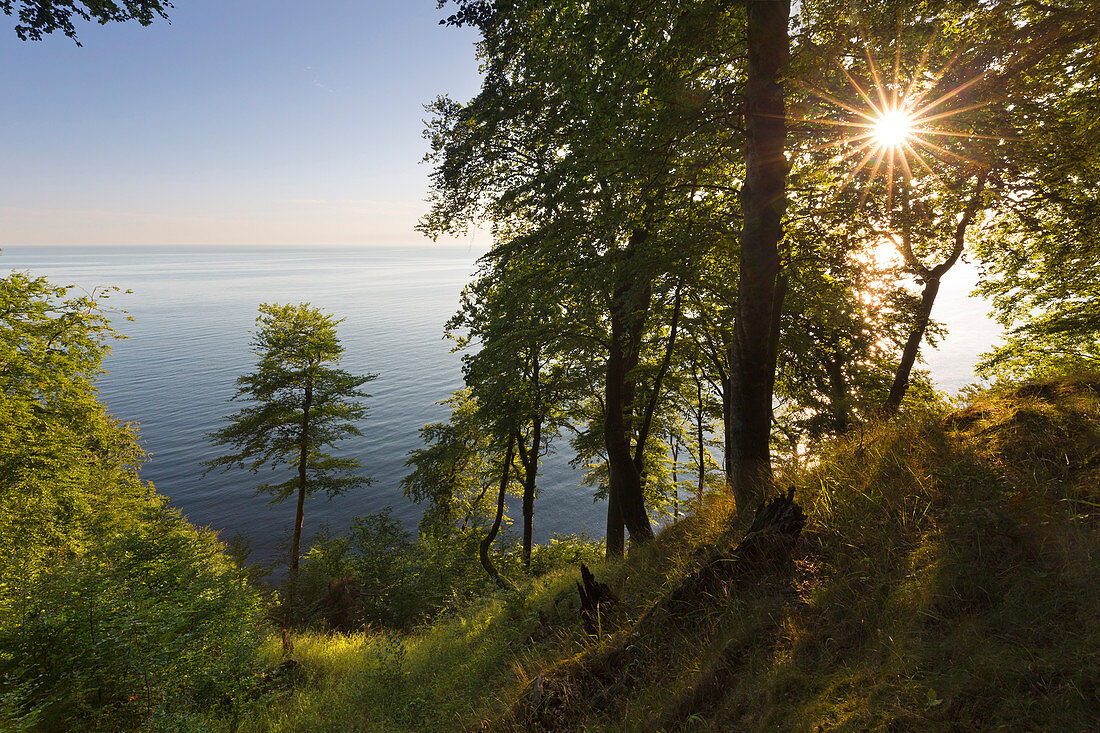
[792,0,1098,404]
[2,0,171,43]
[971,1,1100,378]
[426,0,749,555]
[205,303,375,587]
[401,389,521,588]
[0,262,268,729]
[448,249,576,571]
[0,268,134,579]
[731,0,791,510]
[402,390,501,537]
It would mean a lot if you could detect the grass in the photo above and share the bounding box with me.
[201,372,1100,731]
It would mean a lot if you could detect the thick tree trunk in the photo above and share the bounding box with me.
[605,480,625,558]
[480,433,516,590]
[604,321,636,556]
[604,229,655,557]
[733,0,790,512]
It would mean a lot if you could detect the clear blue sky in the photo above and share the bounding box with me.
[0,1,484,246]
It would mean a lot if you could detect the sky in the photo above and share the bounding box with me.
[1,1,484,246]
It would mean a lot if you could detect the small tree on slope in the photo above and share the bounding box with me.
[205,303,375,600]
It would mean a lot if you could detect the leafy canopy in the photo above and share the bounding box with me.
[205,302,376,502]
[2,0,171,43]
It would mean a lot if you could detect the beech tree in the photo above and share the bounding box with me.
[3,0,171,43]
[448,247,578,570]
[427,0,1100,553]
[0,269,133,578]
[971,1,1100,378]
[426,0,748,554]
[731,0,790,509]
[205,303,375,583]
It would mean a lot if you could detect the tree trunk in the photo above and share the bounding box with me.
[884,171,987,416]
[633,283,683,469]
[604,228,655,557]
[286,377,313,621]
[697,376,706,508]
[605,478,625,558]
[670,428,680,521]
[480,433,516,590]
[724,338,741,493]
[291,381,312,575]
[517,345,543,571]
[883,276,941,414]
[733,0,790,512]
[825,352,851,434]
[518,415,541,571]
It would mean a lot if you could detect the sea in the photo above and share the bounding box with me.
[1,245,1001,561]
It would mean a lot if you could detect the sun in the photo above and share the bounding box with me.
[873,108,914,148]
[793,28,998,208]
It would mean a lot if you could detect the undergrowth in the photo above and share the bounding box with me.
[197,373,1100,732]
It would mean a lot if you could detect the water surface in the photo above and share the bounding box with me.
[3,245,999,561]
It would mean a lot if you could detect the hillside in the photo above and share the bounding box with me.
[210,373,1099,731]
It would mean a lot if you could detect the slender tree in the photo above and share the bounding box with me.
[479,431,517,590]
[204,303,375,591]
[883,171,988,415]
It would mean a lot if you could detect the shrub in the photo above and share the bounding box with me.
[0,503,268,731]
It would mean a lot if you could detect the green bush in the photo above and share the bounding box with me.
[0,503,268,731]
[297,510,603,631]
[0,266,270,731]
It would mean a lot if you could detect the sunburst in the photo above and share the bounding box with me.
[872,109,913,147]
[795,27,1000,210]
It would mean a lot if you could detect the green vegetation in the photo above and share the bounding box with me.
[1,0,171,43]
[3,0,1099,730]
[0,270,267,731]
[422,0,1100,560]
[184,372,1100,732]
[204,302,376,590]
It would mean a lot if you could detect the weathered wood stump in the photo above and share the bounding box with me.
[576,564,617,636]
[665,487,806,612]
[732,486,807,568]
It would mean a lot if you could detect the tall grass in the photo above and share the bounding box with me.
[197,373,1100,732]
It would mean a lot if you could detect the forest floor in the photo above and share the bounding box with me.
[210,373,1100,732]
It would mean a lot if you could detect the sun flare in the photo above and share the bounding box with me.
[873,109,913,148]
[794,29,998,209]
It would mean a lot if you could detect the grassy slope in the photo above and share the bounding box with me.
[217,374,1100,732]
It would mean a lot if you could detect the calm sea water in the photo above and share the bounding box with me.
[2,245,1000,561]
[2,245,597,562]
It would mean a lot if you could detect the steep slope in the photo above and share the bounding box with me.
[220,374,1099,732]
